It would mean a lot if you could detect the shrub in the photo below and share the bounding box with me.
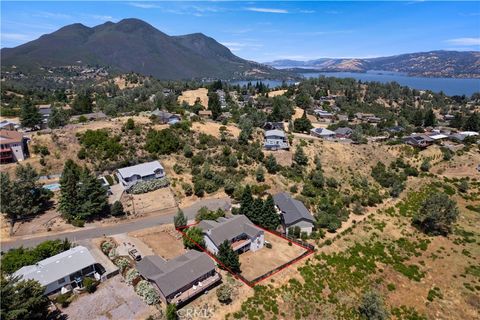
[358,290,389,320]
[101,241,115,255]
[114,257,131,273]
[83,277,98,293]
[126,268,140,285]
[55,293,73,308]
[265,242,272,249]
[129,177,169,194]
[166,303,177,320]
[412,193,459,235]
[217,284,233,304]
[110,201,125,216]
[135,280,160,305]
[71,219,85,227]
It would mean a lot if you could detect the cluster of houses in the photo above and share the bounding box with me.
[404,130,479,148]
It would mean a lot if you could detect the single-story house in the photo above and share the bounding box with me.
[273,193,315,235]
[137,251,220,305]
[116,160,165,189]
[310,127,336,139]
[13,246,103,295]
[198,110,212,118]
[197,215,264,255]
[450,131,479,142]
[264,129,289,150]
[0,120,19,131]
[443,114,455,121]
[0,130,28,162]
[404,135,434,148]
[428,133,449,141]
[335,127,353,138]
[388,126,405,133]
[71,112,108,122]
[314,109,334,119]
[151,109,181,125]
[366,116,382,123]
[263,122,284,131]
[218,112,232,122]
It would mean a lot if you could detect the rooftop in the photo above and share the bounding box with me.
[13,246,97,286]
[0,130,23,144]
[197,214,263,247]
[137,250,215,298]
[117,160,164,179]
[273,192,314,226]
[265,129,285,138]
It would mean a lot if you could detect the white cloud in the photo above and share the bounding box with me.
[1,33,35,41]
[245,7,289,14]
[300,10,315,14]
[221,41,263,52]
[445,37,480,46]
[128,2,159,9]
[34,11,72,19]
[89,15,116,22]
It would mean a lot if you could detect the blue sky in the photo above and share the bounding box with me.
[1,1,479,62]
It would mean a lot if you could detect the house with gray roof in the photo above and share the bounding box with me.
[13,246,104,295]
[273,193,315,235]
[310,127,335,139]
[197,215,264,255]
[151,109,181,125]
[116,160,165,189]
[136,250,220,305]
[334,127,353,138]
[264,129,289,150]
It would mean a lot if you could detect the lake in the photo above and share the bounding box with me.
[230,72,480,96]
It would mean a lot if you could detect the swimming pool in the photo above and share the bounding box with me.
[43,183,61,191]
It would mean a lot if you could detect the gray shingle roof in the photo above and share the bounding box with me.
[198,215,263,247]
[137,251,215,298]
[117,161,164,180]
[13,246,97,286]
[334,127,353,135]
[265,129,285,138]
[273,192,314,226]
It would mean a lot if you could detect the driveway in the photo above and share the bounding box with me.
[1,197,231,251]
[61,276,157,320]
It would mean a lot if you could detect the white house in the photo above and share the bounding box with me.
[0,130,28,162]
[13,246,103,295]
[116,161,165,189]
[273,193,315,235]
[264,129,289,150]
[197,215,264,255]
[310,127,336,139]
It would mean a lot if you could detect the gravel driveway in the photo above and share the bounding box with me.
[62,276,158,320]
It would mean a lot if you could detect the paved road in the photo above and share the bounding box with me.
[1,198,231,251]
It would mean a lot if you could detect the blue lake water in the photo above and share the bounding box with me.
[230,72,480,96]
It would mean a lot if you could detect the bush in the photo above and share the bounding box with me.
[182,182,193,196]
[412,193,459,235]
[166,303,177,320]
[129,177,169,194]
[114,257,131,273]
[217,284,233,304]
[135,280,160,305]
[71,219,85,227]
[265,242,272,249]
[83,277,98,293]
[358,290,389,320]
[110,201,125,216]
[101,241,115,255]
[126,268,140,285]
[55,293,73,308]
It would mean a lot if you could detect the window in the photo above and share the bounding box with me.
[58,277,66,285]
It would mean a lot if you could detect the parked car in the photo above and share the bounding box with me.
[128,248,142,261]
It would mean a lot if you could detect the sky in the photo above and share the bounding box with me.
[1,1,479,62]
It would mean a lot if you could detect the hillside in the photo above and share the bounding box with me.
[1,18,290,81]
[267,51,480,78]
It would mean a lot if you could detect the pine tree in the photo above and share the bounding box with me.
[77,167,108,219]
[255,166,265,182]
[239,185,254,216]
[463,112,480,132]
[294,146,308,166]
[250,198,264,225]
[265,154,279,174]
[174,210,187,229]
[261,195,280,231]
[208,92,222,120]
[423,109,436,127]
[48,106,69,128]
[20,101,42,129]
[216,240,241,273]
[59,160,81,220]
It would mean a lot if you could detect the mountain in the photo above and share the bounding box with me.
[1,18,290,80]
[266,51,480,78]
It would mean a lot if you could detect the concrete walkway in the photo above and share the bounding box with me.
[1,197,231,251]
